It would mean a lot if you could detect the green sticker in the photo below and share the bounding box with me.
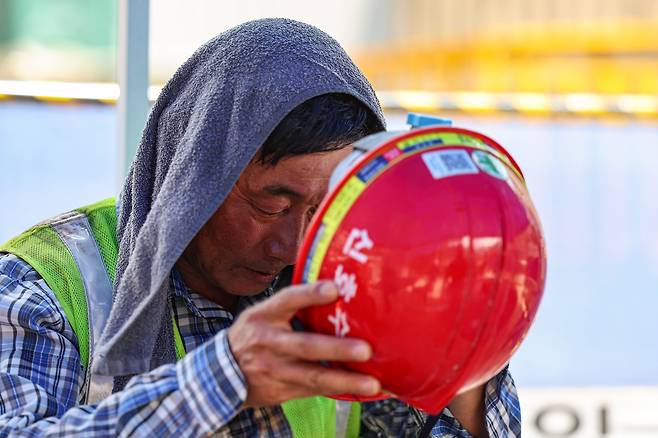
[471,150,508,180]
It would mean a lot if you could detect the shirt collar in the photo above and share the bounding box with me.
[170,267,273,320]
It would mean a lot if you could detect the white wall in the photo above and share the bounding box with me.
[148,0,376,82]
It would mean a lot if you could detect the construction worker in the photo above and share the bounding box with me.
[0,19,519,437]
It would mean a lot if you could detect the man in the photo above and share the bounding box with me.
[0,19,520,437]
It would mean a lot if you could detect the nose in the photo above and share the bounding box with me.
[263,210,310,265]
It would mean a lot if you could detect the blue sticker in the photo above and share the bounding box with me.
[356,156,389,183]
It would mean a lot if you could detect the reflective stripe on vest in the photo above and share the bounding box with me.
[335,400,353,438]
[51,213,115,403]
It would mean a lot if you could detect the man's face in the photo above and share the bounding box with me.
[179,147,352,305]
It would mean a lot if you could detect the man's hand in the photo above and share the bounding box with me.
[228,281,381,408]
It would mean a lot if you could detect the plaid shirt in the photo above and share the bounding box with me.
[0,252,521,437]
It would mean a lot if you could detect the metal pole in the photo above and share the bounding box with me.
[117,0,150,188]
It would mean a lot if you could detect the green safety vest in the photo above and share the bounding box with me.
[0,198,361,438]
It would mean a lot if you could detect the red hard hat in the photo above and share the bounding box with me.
[292,126,546,414]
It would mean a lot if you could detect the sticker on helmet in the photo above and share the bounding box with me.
[471,150,509,180]
[421,149,479,179]
[357,156,389,183]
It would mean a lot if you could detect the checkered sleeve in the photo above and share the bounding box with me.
[0,254,248,437]
[427,366,521,438]
[360,366,521,437]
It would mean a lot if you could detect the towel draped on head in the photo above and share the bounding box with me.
[92,18,386,376]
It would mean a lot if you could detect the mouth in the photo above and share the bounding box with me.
[244,267,279,283]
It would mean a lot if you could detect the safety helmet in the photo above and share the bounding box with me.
[292,115,546,414]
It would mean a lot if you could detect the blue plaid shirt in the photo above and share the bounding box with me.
[0,252,521,437]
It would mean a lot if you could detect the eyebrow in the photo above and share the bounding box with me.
[262,184,305,200]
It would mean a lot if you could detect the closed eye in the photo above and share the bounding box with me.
[307,205,319,220]
[253,203,289,218]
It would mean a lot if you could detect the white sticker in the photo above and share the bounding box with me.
[421,149,479,179]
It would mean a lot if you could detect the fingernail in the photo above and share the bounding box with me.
[353,344,371,361]
[361,379,380,395]
[318,282,338,298]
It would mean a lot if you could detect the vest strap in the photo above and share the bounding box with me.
[172,310,186,360]
[52,214,114,403]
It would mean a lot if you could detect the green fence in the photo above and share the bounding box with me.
[0,0,117,81]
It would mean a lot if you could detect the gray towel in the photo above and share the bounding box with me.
[93,18,386,376]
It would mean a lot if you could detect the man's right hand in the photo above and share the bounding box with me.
[227,281,380,408]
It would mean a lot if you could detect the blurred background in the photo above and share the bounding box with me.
[1,1,657,436]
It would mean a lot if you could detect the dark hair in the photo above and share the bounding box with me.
[257,93,382,165]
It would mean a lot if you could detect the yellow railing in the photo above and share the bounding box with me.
[354,20,658,96]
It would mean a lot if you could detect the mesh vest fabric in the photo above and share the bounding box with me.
[0,199,359,437]
[282,397,361,438]
[77,199,119,285]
